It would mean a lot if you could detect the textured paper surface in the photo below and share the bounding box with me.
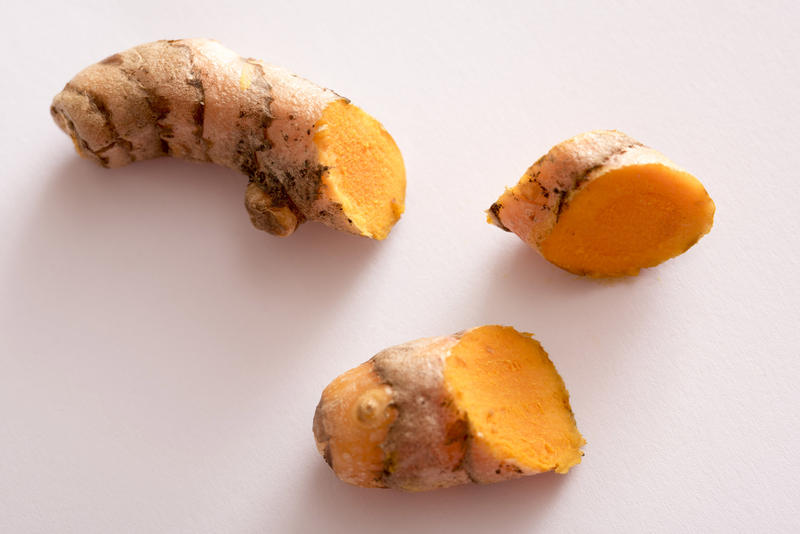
[1,1,798,532]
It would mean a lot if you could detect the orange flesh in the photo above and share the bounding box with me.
[540,164,715,277]
[313,100,406,239]
[444,326,585,474]
[321,362,397,487]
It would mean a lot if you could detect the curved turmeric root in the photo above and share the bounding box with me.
[50,39,405,239]
[313,326,585,491]
[488,131,715,276]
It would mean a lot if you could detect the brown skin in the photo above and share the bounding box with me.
[313,326,585,492]
[50,38,405,239]
[488,130,715,276]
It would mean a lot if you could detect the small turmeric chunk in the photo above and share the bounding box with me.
[488,130,715,276]
[313,326,585,491]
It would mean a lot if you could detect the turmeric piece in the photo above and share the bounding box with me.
[488,130,715,276]
[313,326,585,491]
[50,39,405,239]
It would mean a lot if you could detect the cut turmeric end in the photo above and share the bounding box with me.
[314,100,406,240]
[540,164,715,277]
[444,326,585,475]
[317,362,397,487]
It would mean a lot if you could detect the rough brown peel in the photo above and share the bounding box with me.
[488,130,715,276]
[51,39,405,239]
[313,326,585,491]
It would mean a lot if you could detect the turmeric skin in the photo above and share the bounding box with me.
[488,130,715,276]
[50,39,405,239]
[314,363,397,488]
[313,326,585,491]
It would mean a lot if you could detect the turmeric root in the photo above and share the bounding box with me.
[50,39,405,239]
[488,130,715,276]
[313,325,585,491]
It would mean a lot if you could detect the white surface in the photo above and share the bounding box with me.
[1,1,798,532]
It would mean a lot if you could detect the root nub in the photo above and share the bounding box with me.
[244,182,303,236]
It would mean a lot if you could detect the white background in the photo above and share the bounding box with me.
[1,1,798,532]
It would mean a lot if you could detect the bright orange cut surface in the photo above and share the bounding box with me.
[444,326,585,474]
[540,164,715,276]
[314,100,406,239]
